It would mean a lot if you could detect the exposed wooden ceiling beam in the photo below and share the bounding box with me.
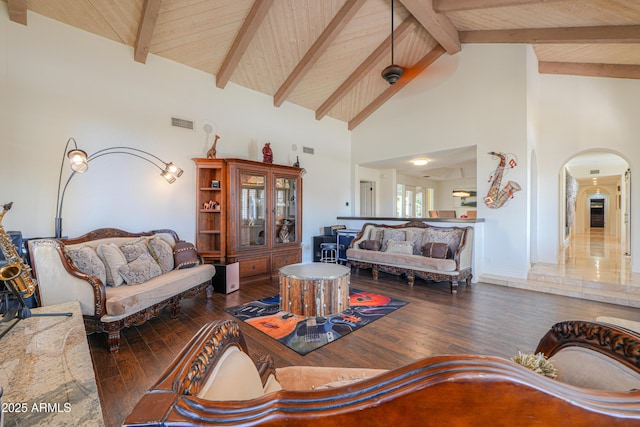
[7,0,27,25]
[400,0,460,54]
[348,44,446,130]
[539,62,640,80]
[316,16,416,121]
[433,0,565,13]
[134,0,162,64]
[216,0,274,89]
[460,25,640,44]
[273,0,367,108]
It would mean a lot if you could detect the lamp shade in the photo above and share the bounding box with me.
[166,162,183,178]
[161,169,177,184]
[68,149,88,172]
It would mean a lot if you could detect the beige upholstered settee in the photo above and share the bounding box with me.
[28,228,215,352]
[346,221,472,293]
[123,319,640,426]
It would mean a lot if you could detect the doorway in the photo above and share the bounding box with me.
[562,151,630,264]
[360,181,376,217]
[396,185,426,218]
[590,199,605,228]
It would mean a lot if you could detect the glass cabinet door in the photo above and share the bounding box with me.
[274,176,297,244]
[239,173,266,247]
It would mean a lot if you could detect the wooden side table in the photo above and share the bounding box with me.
[279,263,350,317]
[0,301,104,426]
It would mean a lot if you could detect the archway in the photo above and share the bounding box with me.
[561,150,630,265]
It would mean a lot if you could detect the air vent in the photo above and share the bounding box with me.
[171,117,194,130]
[302,146,314,154]
[590,169,600,175]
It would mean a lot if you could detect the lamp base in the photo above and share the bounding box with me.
[55,217,62,238]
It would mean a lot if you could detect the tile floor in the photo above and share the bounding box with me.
[482,228,640,308]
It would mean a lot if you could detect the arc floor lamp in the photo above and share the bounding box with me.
[55,137,183,238]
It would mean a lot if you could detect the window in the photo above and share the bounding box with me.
[416,189,424,217]
[397,185,428,217]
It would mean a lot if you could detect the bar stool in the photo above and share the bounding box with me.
[319,242,338,263]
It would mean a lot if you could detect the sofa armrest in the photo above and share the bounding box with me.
[28,239,106,317]
[536,320,640,376]
[124,320,273,425]
[350,223,377,249]
[454,227,473,271]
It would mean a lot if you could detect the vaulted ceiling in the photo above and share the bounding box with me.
[5,0,640,129]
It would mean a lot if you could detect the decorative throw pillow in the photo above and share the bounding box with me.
[370,227,385,244]
[359,240,381,251]
[147,236,174,274]
[152,232,176,248]
[421,242,449,259]
[173,241,200,269]
[423,228,463,259]
[117,253,162,285]
[120,239,151,263]
[381,229,405,252]
[65,246,107,284]
[405,230,424,255]
[385,240,414,255]
[96,243,127,287]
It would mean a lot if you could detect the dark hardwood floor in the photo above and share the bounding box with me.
[89,271,640,427]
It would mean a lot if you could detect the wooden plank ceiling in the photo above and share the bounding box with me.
[6,0,640,129]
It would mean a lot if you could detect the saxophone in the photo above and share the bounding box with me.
[0,202,36,298]
[484,152,521,209]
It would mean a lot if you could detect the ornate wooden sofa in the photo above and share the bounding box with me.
[28,228,215,352]
[346,221,472,293]
[123,319,640,426]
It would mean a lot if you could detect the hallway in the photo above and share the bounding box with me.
[558,228,632,285]
[484,228,640,308]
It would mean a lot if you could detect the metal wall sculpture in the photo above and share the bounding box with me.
[484,151,521,209]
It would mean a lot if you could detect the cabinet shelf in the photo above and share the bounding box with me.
[194,158,226,263]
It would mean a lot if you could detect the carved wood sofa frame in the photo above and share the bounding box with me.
[347,221,472,293]
[28,228,214,352]
[124,319,640,426]
[536,319,640,374]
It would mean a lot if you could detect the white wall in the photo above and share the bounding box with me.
[537,74,640,270]
[526,45,541,265]
[352,44,530,278]
[0,10,351,262]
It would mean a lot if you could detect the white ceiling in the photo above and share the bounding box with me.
[360,148,629,183]
[565,152,629,186]
[359,145,477,180]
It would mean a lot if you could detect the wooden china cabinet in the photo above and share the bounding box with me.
[193,158,302,282]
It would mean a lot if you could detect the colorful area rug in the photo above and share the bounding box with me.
[225,289,408,355]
